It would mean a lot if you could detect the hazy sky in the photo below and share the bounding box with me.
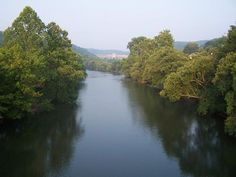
[0,0,235,50]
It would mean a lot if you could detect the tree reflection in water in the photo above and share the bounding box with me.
[0,104,84,177]
[123,80,236,177]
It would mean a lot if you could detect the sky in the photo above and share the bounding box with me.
[0,0,235,50]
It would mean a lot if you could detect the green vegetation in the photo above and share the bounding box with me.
[183,42,199,54]
[0,31,3,45]
[0,7,85,119]
[174,40,208,50]
[84,57,122,74]
[71,44,124,74]
[123,26,236,136]
[71,45,123,74]
[72,44,97,58]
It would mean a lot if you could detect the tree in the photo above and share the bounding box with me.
[124,30,175,83]
[213,52,236,136]
[124,37,155,81]
[1,6,47,118]
[0,7,85,119]
[183,42,199,54]
[3,6,46,51]
[122,25,236,137]
[142,47,187,88]
[224,25,236,53]
[127,36,147,56]
[160,53,216,114]
[154,30,174,48]
[204,37,227,60]
[43,22,85,104]
[0,31,3,46]
[204,37,226,49]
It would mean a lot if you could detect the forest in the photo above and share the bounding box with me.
[122,27,236,136]
[0,7,86,119]
[83,57,122,74]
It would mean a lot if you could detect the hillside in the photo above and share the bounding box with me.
[72,44,97,58]
[0,31,3,44]
[87,48,129,55]
[85,41,209,55]
[174,40,208,50]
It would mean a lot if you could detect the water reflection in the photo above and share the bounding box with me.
[123,80,236,177]
[0,104,84,177]
[1,72,236,177]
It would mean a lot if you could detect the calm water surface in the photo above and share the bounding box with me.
[0,71,236,177]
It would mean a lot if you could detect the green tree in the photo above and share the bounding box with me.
[123,25,236,137]
[142,47,187,88]
[127,36,147,56]
[3,7,46,51]
[154,30,174,48]
[43,22,85,104]
[160,53,216,114]
[124,37,155,81]
[204,37,227,60]
[124,30,181,85]
[1,6,46,118]
[0,6,85,119]
[223,25,236,54]
[213,52,236,136]
[183,42,199,54]
[0,31,3,46]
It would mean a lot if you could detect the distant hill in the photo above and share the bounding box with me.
[174,40,208,50]
[86,42,209,55]
[204,37,226,49]
[87,48,129,55]
[72,44,97,58]
[0,31,3,44]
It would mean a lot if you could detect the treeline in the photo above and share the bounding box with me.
[83,57,122,74]
[0,7,86,119]
[123,26,236,136]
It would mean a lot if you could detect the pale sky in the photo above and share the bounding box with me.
[0,0,235,50]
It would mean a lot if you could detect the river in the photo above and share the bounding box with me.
[0,70,236,177]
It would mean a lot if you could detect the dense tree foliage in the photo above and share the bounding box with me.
[174,40,207,51]
[154,30,174,48]
[43,22,85,103]
[123,26,236,136]
[213,52,236,135]
[0,7,85,119]
[223,25,236,54]
[183,42,199,54]
[123,30,187,88]
[0,31,3,45]
[83,57,122,74]
[142,47,187,88]
[161,53,215,101]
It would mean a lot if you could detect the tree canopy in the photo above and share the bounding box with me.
[183,42,199,54]
[123,25,236,136]
[0,6,85,119]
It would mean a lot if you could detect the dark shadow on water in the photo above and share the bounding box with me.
[122,79,236,177]
[0,103,84,177]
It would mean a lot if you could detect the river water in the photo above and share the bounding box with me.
[0,71,236,177]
